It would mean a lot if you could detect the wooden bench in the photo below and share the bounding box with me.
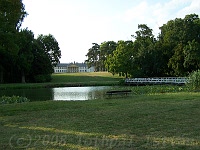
[106,90,132,96]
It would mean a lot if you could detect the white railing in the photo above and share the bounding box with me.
[125,77,189,84]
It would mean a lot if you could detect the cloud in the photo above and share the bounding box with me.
[118,0,200,36]
[176,0,200,18]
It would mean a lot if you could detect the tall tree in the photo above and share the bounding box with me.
[153,41,171,76]
[0,0,27,83]
[158,18,185,76]
[85,43,100,72]
[183,14,200,43]
[183,40,200,72]
[168,43,186,76]
[0,0,26,31]
[36,34,61,67]
[131,24,157,77]
[17,28,34,83]
[159,14,200,76]
[29,34,61,82]
[100,41,117,71]
[106,40,134,78]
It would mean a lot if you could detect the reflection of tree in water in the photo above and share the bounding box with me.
[88,90,105,100]
[0,88,53,102]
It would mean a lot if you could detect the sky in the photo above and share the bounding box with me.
[21,0,200,63]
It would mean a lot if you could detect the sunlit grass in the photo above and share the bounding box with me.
[146,136,200,147]
[1,92,200,149]
[7,124,199,147]
[51,72,122,83]
[0,72,122,90]
[53,72,116,77]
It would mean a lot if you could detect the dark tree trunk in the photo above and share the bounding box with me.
[21,70,26,83]
[0,66,3,83]
[0,70,3,83]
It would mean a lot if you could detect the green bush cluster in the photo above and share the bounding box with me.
[187,70,200,91]
[0,95,30,104]
[131,85,188,95]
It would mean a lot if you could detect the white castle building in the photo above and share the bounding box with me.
[54,62,95,73]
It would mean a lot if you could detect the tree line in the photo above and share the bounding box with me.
[85,14,200,78]
[0,0,61,83]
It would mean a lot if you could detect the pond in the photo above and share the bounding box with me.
[0,86,120,101]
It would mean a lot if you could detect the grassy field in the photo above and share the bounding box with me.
[1,72,200,149]
[0,72,122,90]
[0,92,200,149]
[52,72,122,83]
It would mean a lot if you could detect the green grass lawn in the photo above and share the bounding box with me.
[1,72,200,149]
[1,92,200,149]
[51,72,122,84]
[0,72,122,90]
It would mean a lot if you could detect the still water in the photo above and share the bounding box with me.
[0,86,114,101]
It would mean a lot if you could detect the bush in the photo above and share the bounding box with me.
[0,95,30,104]
[187,70,200,91]
[119,79,126,85]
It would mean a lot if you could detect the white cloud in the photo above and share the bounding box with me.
[176,0,200,18]
[119,0,200,36]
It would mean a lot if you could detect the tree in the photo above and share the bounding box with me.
[184,40,200,72]
[16,28,34,83]
[85,43,100,72]
[131,24,157,77]
[187,70,200,90]
[168,43,186,76]
[0,0,27,83]
[36,34,61,66]
[153,41,171,76]
[158,14,200,76]
[183,14,200,43]
[105,54,117,75]
[0,0,26,31]
[106,40,134,78]
[100,41,117,71]
[29,34,61,82]
[0,1,63,83]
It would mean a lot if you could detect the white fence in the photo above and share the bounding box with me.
[125,77,189,85]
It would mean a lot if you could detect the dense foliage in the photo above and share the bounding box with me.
[187,69,200,90]
[85,14,200,78]
[0,0,61,83]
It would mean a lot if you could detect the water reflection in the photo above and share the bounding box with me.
[0,86,112,101]
[53,86,110,101]
[0,88,53,101]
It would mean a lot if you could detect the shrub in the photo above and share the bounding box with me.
[187,70,200,91]
[0,95,30,104]
[118,79,126,85]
